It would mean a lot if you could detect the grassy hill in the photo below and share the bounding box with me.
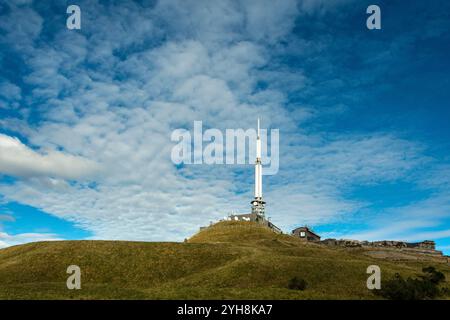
[0,221,449,299]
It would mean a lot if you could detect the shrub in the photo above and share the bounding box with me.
[376,266,446,300]
[420,266,445,284]
[441,287,450,296]
[288,277,307,290]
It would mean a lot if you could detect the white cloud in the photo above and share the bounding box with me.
[0,2,43,51]
[0,134,99,180]
[325,192,450,242]
[0,81,21,101]
[299,0,356,16]
[0,231,61,249]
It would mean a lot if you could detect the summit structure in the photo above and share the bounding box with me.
[251,118,265,218]
[222,119,281,234]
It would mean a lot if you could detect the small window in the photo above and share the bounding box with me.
[300,231,306,237]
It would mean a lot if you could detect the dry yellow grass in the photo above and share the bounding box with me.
[0,221,448,299]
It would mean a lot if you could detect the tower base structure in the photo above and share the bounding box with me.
[251,197,266,218]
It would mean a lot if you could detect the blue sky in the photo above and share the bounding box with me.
[0,0,449,254]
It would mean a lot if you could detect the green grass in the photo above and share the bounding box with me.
[0,221,449,299]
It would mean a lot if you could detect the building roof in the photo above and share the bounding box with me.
[292,226,320,238]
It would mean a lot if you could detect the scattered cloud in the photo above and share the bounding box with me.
[0,133,99,180]
[0,81,21,103]
[325,192,450,242]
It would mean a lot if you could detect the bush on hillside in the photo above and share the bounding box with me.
[420,266,445,284]
[288,277,307,291]
[376,266,446,300]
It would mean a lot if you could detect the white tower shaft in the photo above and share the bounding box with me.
[254,118,262,198]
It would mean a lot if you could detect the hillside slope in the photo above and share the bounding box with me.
[0,221,449,299]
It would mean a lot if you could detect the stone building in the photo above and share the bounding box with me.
[319,238,444,257]
[292,226,321,242]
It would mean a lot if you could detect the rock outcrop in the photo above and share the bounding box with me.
[320,239,444,257]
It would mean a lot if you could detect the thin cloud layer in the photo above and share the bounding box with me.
[0,231,61,249]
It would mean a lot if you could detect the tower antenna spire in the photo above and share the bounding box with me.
[257,117,260,138]
[251,118,265,218]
